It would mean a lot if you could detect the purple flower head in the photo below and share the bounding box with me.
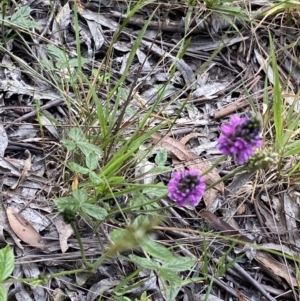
[168,170,206,207]
[218,115,262,165]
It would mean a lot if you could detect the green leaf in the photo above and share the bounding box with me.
[67,58,90,67]
[86,152,99,171]
[217,253,244,277]
[284,139,300,150]
[141,238,174,261]
[47,44,68,65]
[145,166,174,175]
[143,184,167,198]
[10,6,38,28]
[81,203,107,221]
[130,192,149,207]
[60,139,76,151]
[165,284,181,301]
[109,229,139,251]
[164,257,196,272]
[284,146,300,157]
[68,128,84,142]
[159,268,182,286]
[40,58,54,71]
[54,197,79,212]
[67,162,90,174]
[110,229,127,244]
[0,284,7,301]
[155,148,167,166]
[129,254,160,270]
[89,171,103,184]
[73,189,87,204]
[77,141,103,156]
[131,215,150,229]
[0,245,15,282]
[269,34,282,149]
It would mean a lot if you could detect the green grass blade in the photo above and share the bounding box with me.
[269,33,282,150]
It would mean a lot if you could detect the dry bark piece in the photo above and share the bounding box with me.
[199,211,253,243]
[6,207,45,249]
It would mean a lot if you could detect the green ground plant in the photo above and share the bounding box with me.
[1,0,300,300]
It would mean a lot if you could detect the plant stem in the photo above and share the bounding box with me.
[71,221,94,269]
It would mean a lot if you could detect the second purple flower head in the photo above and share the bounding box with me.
[218,115,262,164]
[168,170,206,207]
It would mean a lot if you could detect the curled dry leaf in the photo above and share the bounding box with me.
[6,207,45,249]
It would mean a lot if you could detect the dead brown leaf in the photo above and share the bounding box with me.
[199,211,253,243]
[152,133,193,161]
[6,207,45,249]
[255,251,298,287]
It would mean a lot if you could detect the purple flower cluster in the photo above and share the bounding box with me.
[168,170,205,207]
[218,115,262,164]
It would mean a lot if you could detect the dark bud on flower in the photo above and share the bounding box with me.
[247,149,279,170]
[168,170,206,207]
[241,116,262,142]
[178,175,200,191]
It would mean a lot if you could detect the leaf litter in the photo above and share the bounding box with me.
[0,0,299,300]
